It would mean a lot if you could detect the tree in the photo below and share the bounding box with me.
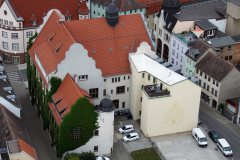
[58,98,98,157]
[64,152,95,160]
[49,77,62,100]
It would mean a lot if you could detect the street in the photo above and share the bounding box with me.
[199,101,240,160]
[5,64,58,160]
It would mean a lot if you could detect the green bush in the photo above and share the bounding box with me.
[64,152,95,160]
[58,98,98,156]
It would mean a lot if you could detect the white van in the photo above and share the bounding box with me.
[217,138,233,156]
[192,128,208,147]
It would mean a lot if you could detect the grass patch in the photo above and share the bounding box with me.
[130,148,161,160]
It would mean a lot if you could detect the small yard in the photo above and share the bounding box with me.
[130,148,161,160]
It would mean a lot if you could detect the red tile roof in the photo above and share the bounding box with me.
[49,74,91,125]
[7,0,80,27]
[18,138,38,160]
[79,0,89,15]
[29,11,151,86]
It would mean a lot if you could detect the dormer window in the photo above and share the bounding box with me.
[65,10,72,21]
[65,16,71,21]
[30,14,37,26]
[207,30,215,37]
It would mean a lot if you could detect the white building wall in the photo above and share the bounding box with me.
[70,111,114,156]
[208,19,227,33]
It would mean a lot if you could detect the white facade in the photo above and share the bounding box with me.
[52,43,131,110]
[69,111,114,156]
[129,43,201,137]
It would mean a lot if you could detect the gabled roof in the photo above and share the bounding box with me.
[18,139,38,160]
[186,40,210,61]
[6,0,80,27]
[196,52,234,82]
[29,11,152,85]
[207,36,236,48]
[49,74,91,125]
[195,20,217,31]
[175,0,227,21]
[91,0,146,11]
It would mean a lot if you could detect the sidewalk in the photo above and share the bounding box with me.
[200,101,240,139]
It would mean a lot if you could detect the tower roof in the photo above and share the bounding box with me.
[98,98,115,112]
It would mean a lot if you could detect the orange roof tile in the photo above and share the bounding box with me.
[29,11,152,86]
[7,0,80,27]
[49,74,91,125]
[18,138,38,160]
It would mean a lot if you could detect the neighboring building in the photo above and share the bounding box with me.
[206,36,237,64]
[90,0,146,18]
[48,74,114,156]
[225,0,240,36]
[196,52,240,109]
[129,43,201,137]
[232,35,240,65]
[154,0,227,62]
[6,139,38,160]
[183,40,214,78]
[226,97,240,124]
[194,20,218,41]
[170,31,198,73]
[0,0,85,64]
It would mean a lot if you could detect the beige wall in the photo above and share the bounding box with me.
[172,21,195,34]
[140,80,201,137]
[226,2,240,36]
[9,152,35,160]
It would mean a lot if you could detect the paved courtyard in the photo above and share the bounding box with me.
[151,129,228,160]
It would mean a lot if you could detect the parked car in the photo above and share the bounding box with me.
[208,131,220,142]
[217,138,233,157]
[192,128,208,147]
[119,125,134,134]
[96,156,110,160]
[123,132,139,142]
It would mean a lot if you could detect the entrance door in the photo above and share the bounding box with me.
[12,56,20,64]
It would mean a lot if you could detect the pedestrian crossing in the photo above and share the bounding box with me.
[6,71,22,83]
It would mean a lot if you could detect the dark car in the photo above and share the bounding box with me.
[208,131,220,142]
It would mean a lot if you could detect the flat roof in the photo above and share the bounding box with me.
[130,54,187,85]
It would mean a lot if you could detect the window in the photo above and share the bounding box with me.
[141,85,144,89]
[172,58,174,64]
[2,31,7,38]
[94,130,99,136]
[4,20,8,26]
[216,82,219,87]
[207,85,209,91]
[26,31,33,38]
[198,79,201,86]
[225,56,228,60]
[104,78,106,82]
[204,74,207,79]
[200,71,202,76]
[112,78,114,83]
[213,79,215,85]
[203,82,206,89]
[128,76,130,79]
[9,21,13,26]
[103,89,106,96]
[229,56,232,60]
[208,30,215,36]
[89,88,98,98]
[118,77,120,82]
[122,102,125,108]
[72,127,81,140]
[172,49,175,55]
[113,100,119,109]
[142,73,145,78]
[173,40,176,47]
[130,10,132,14]
[115,77,117,82]
[116,86,125,94]
[228,46,231,51]
[2,42,8,50]
[153,77,156,83]
[127,87,129,92]
[0,19,3,24]
[148,74,151,81]
[124,76,125,80]
[111,90,113,94]
[208,77,210,82]
[140,97,142,102]
[94,146,98,152]
[12,43,19,51]
[79,75,88,80]
[215,90,218,97]
[211,88,214,94]
[11,33,18,39]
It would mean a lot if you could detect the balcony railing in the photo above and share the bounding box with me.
[144,85,170,98]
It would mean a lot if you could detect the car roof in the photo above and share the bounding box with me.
[193,128,206,138]
[124,125,133,128]
[218,138,230,147]
[129,132,138,136]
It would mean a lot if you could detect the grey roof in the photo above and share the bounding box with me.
[229,0,240,6]
[186,40,210,61]
[175,0,227,21]
[98,98,115,112]
[195,20,217,30]
[0,105,29,149]
[206,36,236,47]
[196,52,234,81]
[232,35,240,42]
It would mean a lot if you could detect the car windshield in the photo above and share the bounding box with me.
[122,126,126,130]
[213,134,219,138]
[126,134,131,138]
[200,137,207,142]
[224,147,232,151]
